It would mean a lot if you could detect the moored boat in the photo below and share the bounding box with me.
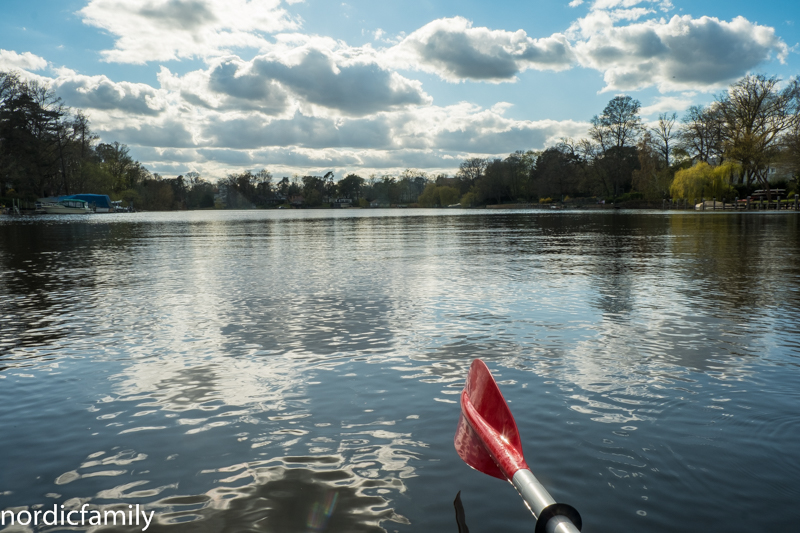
[42,198,93,214]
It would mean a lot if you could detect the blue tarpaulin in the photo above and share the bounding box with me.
[63,194,113,210]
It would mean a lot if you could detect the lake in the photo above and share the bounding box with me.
[1,209,799,533]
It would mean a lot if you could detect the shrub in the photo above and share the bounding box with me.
[460,191,478,207]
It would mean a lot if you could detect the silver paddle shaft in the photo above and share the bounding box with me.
[512,469,581,533]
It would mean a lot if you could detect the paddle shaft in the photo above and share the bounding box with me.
[513,469,580,533]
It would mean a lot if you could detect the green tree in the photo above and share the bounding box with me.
[503,151,534,201]
[670,161,737,201]
[418,183,459,207]
[0,75,65,198]
[533,144,581,199]
[96,142,138,192]
[398,169,428,202]
[781,122,800,195]
[186,176,216,209]
[460,190,479,207]
[338,173,364,200]
[1,70,152,202]
[370,175,399,204]
[139,174,174,210]
[301,175,326,206]
[474,159,508,204]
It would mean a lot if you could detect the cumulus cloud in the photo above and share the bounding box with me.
[434,119,587,154]
[639,95,694,116]
[203,112,394,149]
[100,118,197,148]
[569,1,788,92]
[249,49,430,115]
[17,0,789,180]
[115,95,591,179]
[228,147,363,168]
[79,0,299,63]
[162,47,431,116]
[197,100,588,156]
[0,49,48,72]
[390,102,587,153]
[379,8,785,93]
[207,59,290,113]
[53,74,166,115]
[133,146,201,163]
[389,17,575,82]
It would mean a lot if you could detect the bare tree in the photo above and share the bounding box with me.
[456,158,487,182]
[650,112,677,167]
[717,74,800,193]
[679,104,726,164]
[588,96,643,196]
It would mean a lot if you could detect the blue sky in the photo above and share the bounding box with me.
[1,0,798,180]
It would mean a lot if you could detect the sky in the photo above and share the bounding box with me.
[1,0,798,181]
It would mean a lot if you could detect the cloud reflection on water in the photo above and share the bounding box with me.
[3,211,800,533]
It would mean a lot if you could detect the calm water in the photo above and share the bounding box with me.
[1,209,799,533]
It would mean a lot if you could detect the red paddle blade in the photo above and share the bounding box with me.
[455,411,506,479]
[454,359,527,480]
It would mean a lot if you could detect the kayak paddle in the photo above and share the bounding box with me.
[454,359,582,533]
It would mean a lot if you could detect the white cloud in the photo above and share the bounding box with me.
[206,59,291,113]
[569,0,584,7]
[53,73,167,115]
[434,119,587,153]
[45,60,588,178]
[381,8,785,93]
[107,91,590,179]
[0,49,48,72]
[133,146,201,163]
[79,0,300,63]
[248,49,431,116]
[99,118,197,148]
[160,45,431,117]
[574,14,789,92]
[383,102,588,153]
[388,17,575,82]
[639,95,693,116]
[202,112,395,150]
[10,0,790,181]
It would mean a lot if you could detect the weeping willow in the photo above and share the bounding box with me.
[670,161,739,200]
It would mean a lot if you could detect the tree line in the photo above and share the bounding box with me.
[225,73,800,208]
[4,69,799,210]
[443,73,800,207]
[1,70,217,210]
